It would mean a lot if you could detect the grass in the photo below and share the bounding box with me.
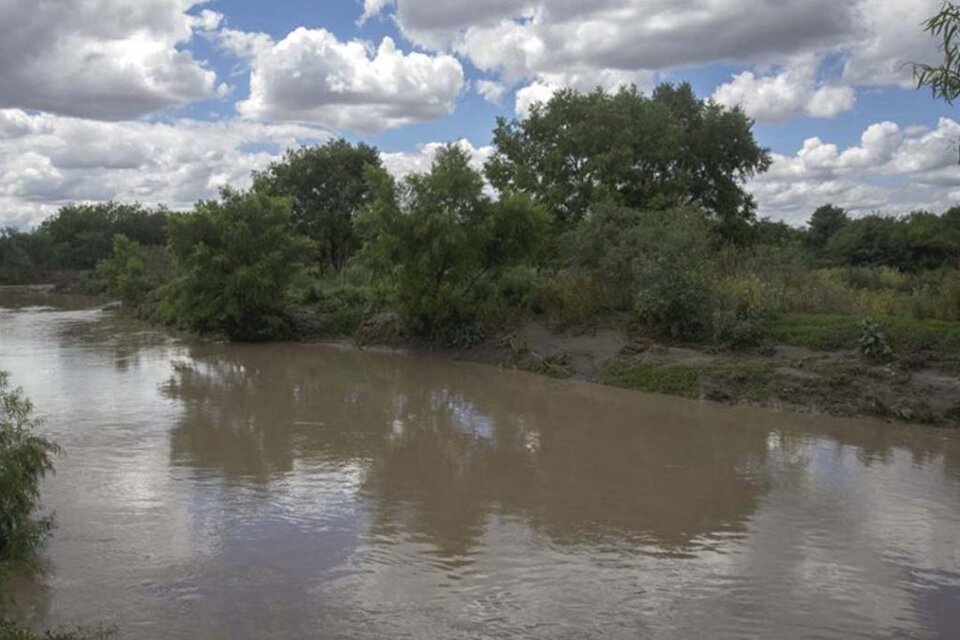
[602,362,701,397]
[769,313,960,356]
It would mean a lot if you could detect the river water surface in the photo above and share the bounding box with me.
[1,289,959,639]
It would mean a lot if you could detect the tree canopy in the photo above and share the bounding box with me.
[485,83,770,237]
[253,139,382,272]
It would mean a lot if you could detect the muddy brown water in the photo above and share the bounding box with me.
[1,288,959,639]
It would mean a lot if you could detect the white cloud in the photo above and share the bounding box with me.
[515,81,559,118]
[475,80,507,105]
[235,29,465,133]
[380,139,495,179]
[364,0,942,122]
[0,0,220,120]
[749,118,960,223]
[713,58,856,122]
[0,110,329,229]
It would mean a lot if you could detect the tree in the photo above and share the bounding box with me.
[485,83,770,237]
[358,144,548,340]
[253,139,382,272]
[0,372,58,578]
[161,188,315,341]
[35,202,169,270]
[97,235,172,315]
[807,204,849,250]
[914,2,960,104]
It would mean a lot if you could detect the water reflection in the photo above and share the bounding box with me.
[163,345,770,553]
[1,288,959,639]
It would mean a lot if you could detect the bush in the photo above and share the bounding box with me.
[538,271,602,329]
[0,373,58,579]
[712,274,782,348]
[96,235,172,318]
[357,144,548,341]
[160,188,315,341]
[634,262,713,340]
[858,318,895,362]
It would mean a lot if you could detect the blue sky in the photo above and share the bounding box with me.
[1,0,959,228]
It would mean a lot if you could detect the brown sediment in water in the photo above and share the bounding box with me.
[2,288,960,639]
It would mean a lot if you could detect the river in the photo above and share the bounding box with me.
[1,288,959,639]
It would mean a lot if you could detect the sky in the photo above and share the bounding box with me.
[1,0,959,229]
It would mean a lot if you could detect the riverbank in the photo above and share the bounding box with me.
[331,316,960,428]
[5,286,960,428]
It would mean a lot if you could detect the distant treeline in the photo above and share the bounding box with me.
[1,83,959,343]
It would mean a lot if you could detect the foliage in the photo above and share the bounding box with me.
[807,204,849,251]
[485,83,770,236]
[357,144,549,340]
[34,202,169,270]
[603,363,700,397]
[0,373,59,580]
[712,274,783,348]
[537,271,602,329]
[858,318,895,362]
[253,139,382,272]
[564,204,715,310]
[769,313,960,355]
[96,235,172,316]
[161,188,315,341]
[914,2,960,104]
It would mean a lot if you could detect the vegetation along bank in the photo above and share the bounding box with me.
[3,84,960,426]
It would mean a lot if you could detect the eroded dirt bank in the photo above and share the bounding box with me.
[361,321,960,428]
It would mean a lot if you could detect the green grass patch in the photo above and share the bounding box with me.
[769,313,960,355]
[603,362,700,397]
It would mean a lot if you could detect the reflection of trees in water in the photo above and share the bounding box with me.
[162,345,774,553]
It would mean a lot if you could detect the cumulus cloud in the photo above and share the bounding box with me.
[713,58,857,122]
[0,0,220,120]
[750,119,960,223]
[362,0,941,118]
[380,139,495,179]
[475,80,507,105]
[233,29,464,133]
[0,110,329,228]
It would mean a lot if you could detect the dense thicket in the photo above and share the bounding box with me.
[1,83,958,345]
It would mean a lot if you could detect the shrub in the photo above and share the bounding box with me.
[858,318,895,362]
[160,188,315,341]
[712,274,782,348]
[538,271,602,329]
[0,373,59,579]
[96,235,172,317]
[634,262,713,340]
[357,144,548,341]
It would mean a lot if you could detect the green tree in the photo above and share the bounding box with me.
[97,235,172,315]
[253,139,382,272]
[807,204,849,251]
[358,144,548,340]
[485,83,770,236]
[0,372,59,579]
[161,189,315,341]
[914,2,960,104]
[35,202,169,270]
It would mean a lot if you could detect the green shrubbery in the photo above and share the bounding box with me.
[0,373,58,581]
[159,188,315,341]
[357,144,548,341]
